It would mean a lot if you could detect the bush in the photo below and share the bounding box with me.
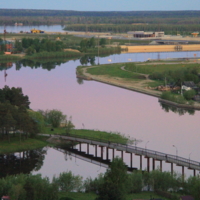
[183,89,196,100]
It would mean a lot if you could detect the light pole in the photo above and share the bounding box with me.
[145,141,149,149]
[145,141,149,156]
[189,152,192,167]
[172,145,178,159]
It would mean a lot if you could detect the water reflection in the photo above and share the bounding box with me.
[15,59,73,71]
[160,103,195,116]
[0,148,47,178]
[80,55,96,66]
[77,77,84,85]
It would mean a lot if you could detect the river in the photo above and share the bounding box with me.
[0,25,200,180]
[0,25,65,33]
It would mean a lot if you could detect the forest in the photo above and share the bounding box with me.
[0,9,200,34]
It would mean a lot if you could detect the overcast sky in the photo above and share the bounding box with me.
[1,0,200,11]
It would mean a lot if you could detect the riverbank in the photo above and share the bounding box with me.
[121,44,200,53]
[77,63,200,110]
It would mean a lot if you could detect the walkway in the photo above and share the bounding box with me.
[41,134,200,172]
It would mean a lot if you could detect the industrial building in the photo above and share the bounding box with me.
[127,31,164,38]
[0,40,13,52]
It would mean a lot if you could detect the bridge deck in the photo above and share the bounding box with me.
[42,134,200,171]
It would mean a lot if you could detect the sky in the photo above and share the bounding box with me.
[1,0,200,11]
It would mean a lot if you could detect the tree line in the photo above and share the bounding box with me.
[14,38,64,55]
[0,157,200,200]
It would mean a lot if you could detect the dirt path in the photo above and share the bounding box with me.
[121,66,149,79]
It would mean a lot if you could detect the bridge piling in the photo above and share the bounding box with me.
[147,157,150,172]
[106,147,109,160]
[152,158,155,170]
[87,143,89,154]
[140,155,142,170]
[79,143,82,151]
[171,163,173,175]
[112,148,115,159]
[101,147,103,159]
[130,153,133,168]
[182,166,184,181]
[95,145,97,157]
[160,160,162,172]
[193,169,196,176]
[121,151,124,161]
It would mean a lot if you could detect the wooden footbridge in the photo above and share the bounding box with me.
[42,134,200,176]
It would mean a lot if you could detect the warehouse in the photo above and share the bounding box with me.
[127,31,164,38]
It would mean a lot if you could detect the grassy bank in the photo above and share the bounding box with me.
[81,63,141,80]
[0,136,49,154]
[44,127,137,145]
[125,62,200,74]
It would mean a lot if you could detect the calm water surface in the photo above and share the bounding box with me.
[1,50,200,179]
[0,25,65,33]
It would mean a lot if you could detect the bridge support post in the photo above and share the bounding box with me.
[72,141,74,149]
[87,143,89,154]
[79,143,81,151]
[140,155,142,170]
[106,147,109,160]
[152,158,155,170]
[193,170,196,177]
[182,166,184,181]
[112,149,115,159]
[101,147,103,159]
[95,145,97,157]
[160,160,162,172]
[147,157,150,172]
[121,151,123,161]
[171,163,173,175]
[130,153,133,168]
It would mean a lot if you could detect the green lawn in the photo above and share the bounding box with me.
[131,62,200,74]
[44,127,136,145]
[86,63,142,80]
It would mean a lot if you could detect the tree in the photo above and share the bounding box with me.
[99,38,106,47]
[97,157,128,200]
[1,85,30,108]
[53,171,83,192]
[14,40,23,52]
[183,89,196,100]
[127,171,143,193]
[186,176,200,199]
[40,109,66,128]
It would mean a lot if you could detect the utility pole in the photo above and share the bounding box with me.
[98,35,100,65]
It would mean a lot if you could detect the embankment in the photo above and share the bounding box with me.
[121,44,200,53]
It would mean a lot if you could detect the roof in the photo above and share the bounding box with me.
[0,40,13,45]
[183,81,197,88]
[180,195,194,200]
[1,196,10,200]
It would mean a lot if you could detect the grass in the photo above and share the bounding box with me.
[0,136,49,154]
[44,127,136,145]
[86,63,142,80]
[132,62,200,75]
[59,191,171,200]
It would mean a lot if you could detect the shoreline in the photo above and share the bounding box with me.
[77,66,200,110]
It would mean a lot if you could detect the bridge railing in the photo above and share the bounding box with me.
[57,133,200,168]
